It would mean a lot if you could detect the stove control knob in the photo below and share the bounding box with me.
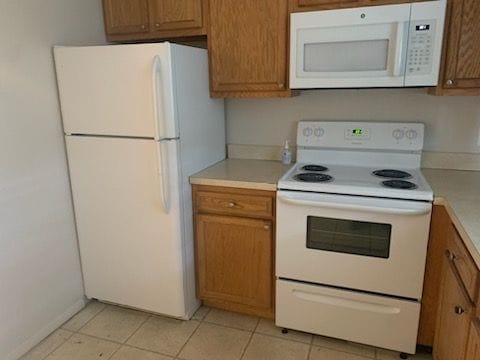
[392,129,405,140]
[314,127,324,137]
[303,127,313,137]
[406,129,418,139]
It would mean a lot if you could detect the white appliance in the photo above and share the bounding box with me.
[54,43,225,319]
[276,121,433,355]
[290,0,446,89]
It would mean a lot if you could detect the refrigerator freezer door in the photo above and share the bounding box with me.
[65,136,186,317]
[55,44,177,139]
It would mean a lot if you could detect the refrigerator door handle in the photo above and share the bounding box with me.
[152,55,163,140]
[155,141,171,213]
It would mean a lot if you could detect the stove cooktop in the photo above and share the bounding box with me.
[278,163,433,201]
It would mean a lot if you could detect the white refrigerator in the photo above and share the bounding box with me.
[54,43,225,319]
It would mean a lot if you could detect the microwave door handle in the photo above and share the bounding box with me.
[393,21,407,77]
[278,194,431,216]
[151,55,163,140]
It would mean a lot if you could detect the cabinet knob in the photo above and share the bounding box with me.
[454,306,465,315]
[278,83,284,89]
[228,202,236,208]
[155,23,160,28]
[446,79,454,86]
[446,250,456,262]
[141,25,147,30]
[264,225,270,230]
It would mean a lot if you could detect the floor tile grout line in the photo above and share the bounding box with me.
[173,319,203,359]
[71,301,108,334]
[34,328,75,360]
[202,318,259,333]
[239,328,256,360]
[105,313,153,360]
[38,301,106,360]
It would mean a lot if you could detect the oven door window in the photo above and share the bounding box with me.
[306,216,391,258]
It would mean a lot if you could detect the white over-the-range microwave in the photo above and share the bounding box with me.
[290,0,447,89]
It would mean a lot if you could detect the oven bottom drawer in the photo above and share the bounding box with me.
[276,279,420,354]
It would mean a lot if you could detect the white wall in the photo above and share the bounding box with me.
[226,88,480,153]
[0,1,106,359]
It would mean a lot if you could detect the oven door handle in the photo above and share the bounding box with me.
[278,194,431,216]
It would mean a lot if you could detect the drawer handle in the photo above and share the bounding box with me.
[228,202,236,208]
[454,306,465,315]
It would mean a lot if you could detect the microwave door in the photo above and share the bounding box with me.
[293,22,409,88]
[290,3,411,89]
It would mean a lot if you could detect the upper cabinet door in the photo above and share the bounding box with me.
[150,0,205,33]
[103,0,150,35]
[208,0,291,97]
[439,0,480,93]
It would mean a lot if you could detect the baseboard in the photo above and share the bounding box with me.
[6,298,87,360]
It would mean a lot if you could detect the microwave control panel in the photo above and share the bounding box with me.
[406,20,436,76]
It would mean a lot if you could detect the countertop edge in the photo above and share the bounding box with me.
[190,178,277,191]
[434,197,480,269]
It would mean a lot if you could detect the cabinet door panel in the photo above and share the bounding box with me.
[433,260,472,360]
[196,214,273,311]
[103,0,149,35]
[466,321,480,360]
[150,0,204,32]
[441,0,480,91]
[208,0,289,94]
[417,205,452,346]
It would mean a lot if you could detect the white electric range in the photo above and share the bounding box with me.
[275,121,433,356]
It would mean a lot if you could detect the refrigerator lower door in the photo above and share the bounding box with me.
[66,135,186,317]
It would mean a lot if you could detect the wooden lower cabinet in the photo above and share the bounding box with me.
[466,320,480,360]
[193,185,275,318]
[418,205,453,346]
[433,257,473,360]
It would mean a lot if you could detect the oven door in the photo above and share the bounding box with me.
[290,4,410,88]
[276,191,432,299]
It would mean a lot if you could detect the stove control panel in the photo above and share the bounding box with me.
[297,121,425,151]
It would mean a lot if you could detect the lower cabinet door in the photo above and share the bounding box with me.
[466,320,480,360]
[195,214,273,316]
[433,262,472,360]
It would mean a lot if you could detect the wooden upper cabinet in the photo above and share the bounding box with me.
[103,0,150,35]
[208,0,291,98]
[435,0,480,95]
[150,0,206,35]
[103,0,207,41]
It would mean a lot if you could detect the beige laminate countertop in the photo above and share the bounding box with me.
[190,160,480,267]
[190,159,293,191]
[423,168,480,268]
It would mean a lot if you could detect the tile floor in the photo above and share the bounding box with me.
[21,301,433,360]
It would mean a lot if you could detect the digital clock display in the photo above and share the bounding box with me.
[416,24,430,31]
[352,129,363,135]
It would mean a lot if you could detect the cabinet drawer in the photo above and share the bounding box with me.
[447,227,479,302]
[195,191,274,218]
